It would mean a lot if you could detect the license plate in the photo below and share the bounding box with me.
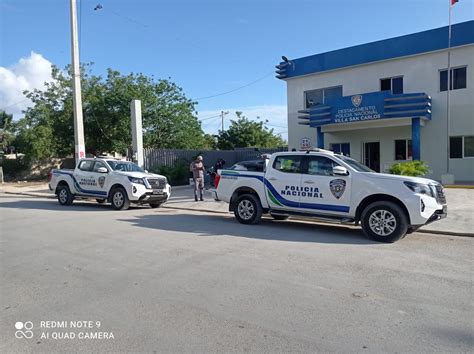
[152,189,163,195]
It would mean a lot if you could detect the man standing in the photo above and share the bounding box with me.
[191,155,205,201]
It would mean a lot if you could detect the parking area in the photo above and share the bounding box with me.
[0,195,472,352]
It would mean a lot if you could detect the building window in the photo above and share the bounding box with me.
[305,86,342,108]
[380,76,403,94]
[440,67,467,91]
[395,139,412,160]
[331,143,350,156]
[450,136,474,158]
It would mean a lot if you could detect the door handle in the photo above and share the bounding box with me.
[303,180,315,184]
[267,177,277,181]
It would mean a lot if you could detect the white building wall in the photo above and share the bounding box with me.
[286,45,474,182]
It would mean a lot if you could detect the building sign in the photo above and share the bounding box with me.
[327,91,386,124]
[300,137,312,150]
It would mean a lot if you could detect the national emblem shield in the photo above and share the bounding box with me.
[351,94,362,107]
[329,179,346,199]
[98,176,106,188]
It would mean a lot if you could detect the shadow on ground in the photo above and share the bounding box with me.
[119,212,379,245]
[0,198,151,212]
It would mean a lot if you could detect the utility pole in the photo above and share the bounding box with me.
[220,111,229,132]
[70,0,85,162]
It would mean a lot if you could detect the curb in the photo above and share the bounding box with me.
[417,229,474,237]
[3,191,55,199]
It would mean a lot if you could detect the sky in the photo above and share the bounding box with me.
[0,0,473,139]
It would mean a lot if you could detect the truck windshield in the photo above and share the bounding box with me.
[106,161,144,173]
[336,155,374,173]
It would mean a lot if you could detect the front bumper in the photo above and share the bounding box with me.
[128,183,171,204]
[425,205,447,225]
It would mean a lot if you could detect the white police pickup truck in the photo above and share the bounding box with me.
[215,150,447,242]
[48,158,171,210]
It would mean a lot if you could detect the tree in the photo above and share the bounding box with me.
[0,110,15,154]
[15,64,209,159]
[216,112,286,150]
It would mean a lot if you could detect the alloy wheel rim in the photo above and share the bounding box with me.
[59,189,67,203]
[368,209,397,236]
[113,191,124,207]
[238,199,255,220]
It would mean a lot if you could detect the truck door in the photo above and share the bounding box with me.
[299,155,351,216]
[88,161,110,198]
[264,154,303,211]
[74,159,100,196]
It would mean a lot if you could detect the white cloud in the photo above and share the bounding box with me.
[198,105,288,140]
[0,52,54,119]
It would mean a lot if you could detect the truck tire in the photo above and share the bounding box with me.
[234,194,262,225]
[110,187,130,210]
[361,201,408,243]
[57,185,74,206]
[149,202,163,208]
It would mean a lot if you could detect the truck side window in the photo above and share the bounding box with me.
[78,160,94,171]
[306,156,338,176]
[92,161,107,172]
[273,156,302,174]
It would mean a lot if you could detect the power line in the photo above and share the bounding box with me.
[193,71,275,100]
[198,114,221,121]
[0,97,30,111]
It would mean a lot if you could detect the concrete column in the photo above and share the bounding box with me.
[130,100,144,169]
[411,117,421,161]
[317,126,324,149]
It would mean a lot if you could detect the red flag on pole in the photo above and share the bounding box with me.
[451,0,459,5]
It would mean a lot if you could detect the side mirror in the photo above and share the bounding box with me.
[97,167,108,174]
[333,166,349,176]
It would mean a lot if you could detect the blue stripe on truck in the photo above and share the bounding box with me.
[53,171,108,196]
[221,172,350,213]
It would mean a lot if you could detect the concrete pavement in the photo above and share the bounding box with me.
[0,195,472,352]
[2,182,472,236]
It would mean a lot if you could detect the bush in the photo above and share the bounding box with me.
[389,160,430,177]
[153,160,190,186]
[0,157,31,179]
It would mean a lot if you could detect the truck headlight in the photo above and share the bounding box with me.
[128,176,145,185]
[404,181,435,197]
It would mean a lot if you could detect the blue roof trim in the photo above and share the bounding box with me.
[276,21,474,79]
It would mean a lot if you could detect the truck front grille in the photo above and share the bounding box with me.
[147,178,166,189]
[435,184,446,204]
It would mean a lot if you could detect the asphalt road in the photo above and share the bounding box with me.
[0,195,472,353]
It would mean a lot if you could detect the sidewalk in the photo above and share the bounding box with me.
[1,182,472,236]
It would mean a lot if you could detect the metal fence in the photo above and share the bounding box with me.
[141,147,288,171]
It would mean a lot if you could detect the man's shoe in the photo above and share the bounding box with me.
[195,198,198,202]
[200,198,204,201]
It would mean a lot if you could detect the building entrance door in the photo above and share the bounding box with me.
[364,142,380,172]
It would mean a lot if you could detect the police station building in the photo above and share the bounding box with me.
[277,21,474,183]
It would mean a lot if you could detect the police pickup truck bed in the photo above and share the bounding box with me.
[48,158,171,210]
[215,149,447,243]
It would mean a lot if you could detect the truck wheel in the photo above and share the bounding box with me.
[234,194,262,225]
[271,214,289,221]
[57,185,74,206]
[361,201,408,243]
[149,202,163,208]
[96,199,106,204]
[110,187,130,210]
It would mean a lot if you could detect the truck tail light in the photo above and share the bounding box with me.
[47,171,52,182]
[214,174,221,189]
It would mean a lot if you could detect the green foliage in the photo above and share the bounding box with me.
[14,64,209,160]
[0,110,15,154]
[216,112,287,150]
[389,160,430,177]
[153,160,190,186]
[1,157,30,178]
